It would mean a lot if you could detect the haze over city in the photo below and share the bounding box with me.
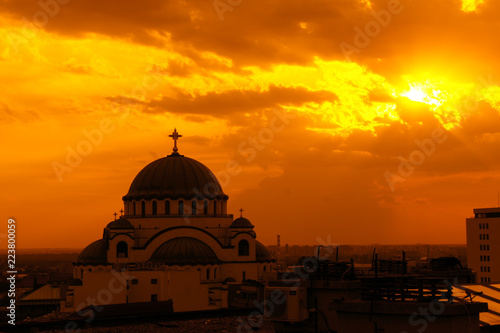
[2,0,500,249]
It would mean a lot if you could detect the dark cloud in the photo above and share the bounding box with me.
[3,0,499,79]
[144,85,338,116]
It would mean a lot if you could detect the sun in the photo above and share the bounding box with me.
[402,86,427,103]
[400,82,445,107]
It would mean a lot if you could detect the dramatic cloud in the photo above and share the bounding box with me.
[2,0,500,248]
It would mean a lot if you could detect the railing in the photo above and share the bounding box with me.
[361,277,453,302]
[311,260,355,281]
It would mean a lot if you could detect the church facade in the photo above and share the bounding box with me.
[61,130,274,313]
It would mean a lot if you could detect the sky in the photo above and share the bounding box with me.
[2,0,500,249]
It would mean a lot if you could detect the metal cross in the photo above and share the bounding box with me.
[239,208,244,218]
[169,128,182,153]
[113,212,118,220]
[119,209,124,216]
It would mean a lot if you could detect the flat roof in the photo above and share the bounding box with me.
[474,207,500,214]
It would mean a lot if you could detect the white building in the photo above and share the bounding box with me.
[61,130,274,313]
[466,207,500,284]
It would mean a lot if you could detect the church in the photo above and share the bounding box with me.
[61,129,274,313]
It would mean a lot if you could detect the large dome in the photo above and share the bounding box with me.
[123,153,227,201]
[149,237,220,265]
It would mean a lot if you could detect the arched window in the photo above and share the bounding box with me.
[238,240,249,256]
[206,268,210,280]
[165,200,170,215]
[178,200,184,215]
[152,201,157,215]
[117,241,128,258]
[133,202,136,216]
[141,201,145,217]
[263,265,267,272]
[192,201,197,215]
[214,267,217,280]
[204,201,208,215]
[80,268,84,280]
[213,200,217,216]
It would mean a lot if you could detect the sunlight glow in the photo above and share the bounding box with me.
[461,0,485,12]
[400,82,446,107]
[461,0,484,13]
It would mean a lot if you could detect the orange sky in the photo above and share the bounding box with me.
[2,0,500,249]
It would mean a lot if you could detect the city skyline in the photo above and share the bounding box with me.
[3,0,500,248]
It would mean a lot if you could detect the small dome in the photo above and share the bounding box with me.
[77,239,108,264]
[149,237,220,265]
[256,241,274,262]
[106,218,134,230]
[123,154,227,201]
[230,217,254,228]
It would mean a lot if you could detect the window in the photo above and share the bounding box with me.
[238,240,250,256]
[178,200,184,215]
[152,201,157,215]
[133,202,136,216]
[151,279,158,285]
[117,241,128,258]
[141,201,146,217]
[481,266,484,272]
[487,245,490,251]
[488,255,490,261]
[480,234,483,240]
[214,268,217,280]
[487,234,489,240]
[487,223,489,229]
[204,201,208,215]
[132,279,138,285]
[192,200,197,215]
[80,268,83,279]
[213,200,217,215]
[480,255,483,261]
[263,266,267,272]
[165,200,170,215]
[242,271,246,281]
[488,266,491,272]
[151,294,158,302]
[480,223,482,229]
[206,268,210,280]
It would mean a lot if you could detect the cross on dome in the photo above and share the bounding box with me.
[239,208,244,218]
[169,128,182,154]
[119,209,124,217]
[113,212,118,220]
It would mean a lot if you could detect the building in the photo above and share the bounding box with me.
[265,260,487,333]
[61,129,274,313]
[466,207,500,284]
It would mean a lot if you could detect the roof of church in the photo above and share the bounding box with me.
[122,154,227,201]
[230,217,254,228]
[106,218,134,230]
[77,239,108,265]
[256,241,274,262]
[149,237,221,265]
